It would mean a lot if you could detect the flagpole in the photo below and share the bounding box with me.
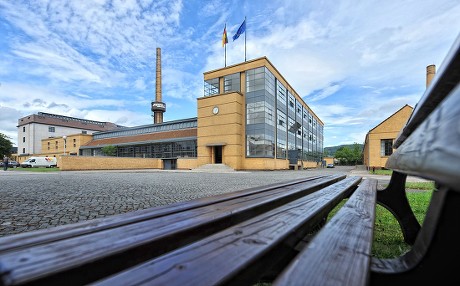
[225,23,227,67]
[244,16,247,62]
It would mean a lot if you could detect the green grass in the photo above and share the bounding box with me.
[404,181,435,190]
[370,169,393,175]
[381,181,434,190]
[372,191,432,258]
[8,167,61,172]
[328,190,433,258]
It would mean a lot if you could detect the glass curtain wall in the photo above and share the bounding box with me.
[224,73,241,93]
[302,109,309,160]
[295,101,303,153]
[287,92,296,156]
[276,80,287,159]
[246,67,276,157]
[241,65,324,162]
[83,140,197,158]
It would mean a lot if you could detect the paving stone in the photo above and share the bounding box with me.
[0,167,354,237]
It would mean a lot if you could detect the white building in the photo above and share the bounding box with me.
[17,112,122,155]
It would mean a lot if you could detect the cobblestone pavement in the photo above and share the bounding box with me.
[0,166,408,237]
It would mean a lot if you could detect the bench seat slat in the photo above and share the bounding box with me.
[274,179,377,286]
[0,175,345,286]
[91,177,362,286]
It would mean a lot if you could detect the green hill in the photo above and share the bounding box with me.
[324,143,363,157]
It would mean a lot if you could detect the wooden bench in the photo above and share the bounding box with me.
[1,35,459,285]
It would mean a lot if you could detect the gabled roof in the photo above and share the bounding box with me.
[367,104,413,133]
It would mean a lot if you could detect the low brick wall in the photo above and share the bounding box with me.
[177,158,199,170]
[59,156,162,171]
[59,156,200,171]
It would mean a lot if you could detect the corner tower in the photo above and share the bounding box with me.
[152,47,166,124]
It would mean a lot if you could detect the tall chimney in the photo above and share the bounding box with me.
[151,47,166,124]
[426,64,436,88]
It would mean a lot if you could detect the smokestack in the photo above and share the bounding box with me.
[156,48,162,102]
[426,64,436,88]
[151,47,166,124]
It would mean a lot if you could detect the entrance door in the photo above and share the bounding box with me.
[163,159,177,170]
[214,146,222,164]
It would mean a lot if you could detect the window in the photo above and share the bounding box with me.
[246,67,266,93]
[224,73,240,93]
[82,131,87,134]
[277,111,286,128]
[381,139,393,156]
[288,95,295,109]
[204,78,219,96]
[22,148,25,154]
[22,137,25,142]
[296,102,302,115]
[73,139,76,142]
[23,126,25,132]
[276,81,287,105]
[246,132,275,157]
[49,126,55,132]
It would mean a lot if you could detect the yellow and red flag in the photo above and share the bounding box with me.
[222,25,228,47]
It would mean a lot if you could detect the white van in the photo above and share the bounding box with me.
[21,157,57,168]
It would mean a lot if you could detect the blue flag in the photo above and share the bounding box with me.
[232,19,246,41]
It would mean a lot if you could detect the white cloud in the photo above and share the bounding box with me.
[309,84,341,102]
[1,0,460,150]
[134,78,147,90]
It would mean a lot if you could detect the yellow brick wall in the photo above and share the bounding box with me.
[59,156,162,171]
[197,92,244,170]
[177,158,199,170]
[364,105,413,169]
[302,161,318,169]
[41,134,93,156]
[241,158,288,170]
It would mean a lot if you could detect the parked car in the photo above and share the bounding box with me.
[0,160,20,168]
[326,163,335,168]
[8,160,20,168]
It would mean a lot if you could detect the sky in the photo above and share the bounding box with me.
[1,0,459,148]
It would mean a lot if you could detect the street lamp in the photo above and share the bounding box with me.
[63,135,67,155]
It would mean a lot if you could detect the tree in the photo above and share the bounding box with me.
[335,146,352,165]
[350,143,363,165]
[101,145,117,156]
[334,143,363,165]
[0,133,13,157]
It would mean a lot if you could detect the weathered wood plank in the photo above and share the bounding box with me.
[91,176,362,286]
[274,179,377,286]
[0,175,327,253]
[386,84,460,192]
[394,33,460,148]
[0,175,345,286]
